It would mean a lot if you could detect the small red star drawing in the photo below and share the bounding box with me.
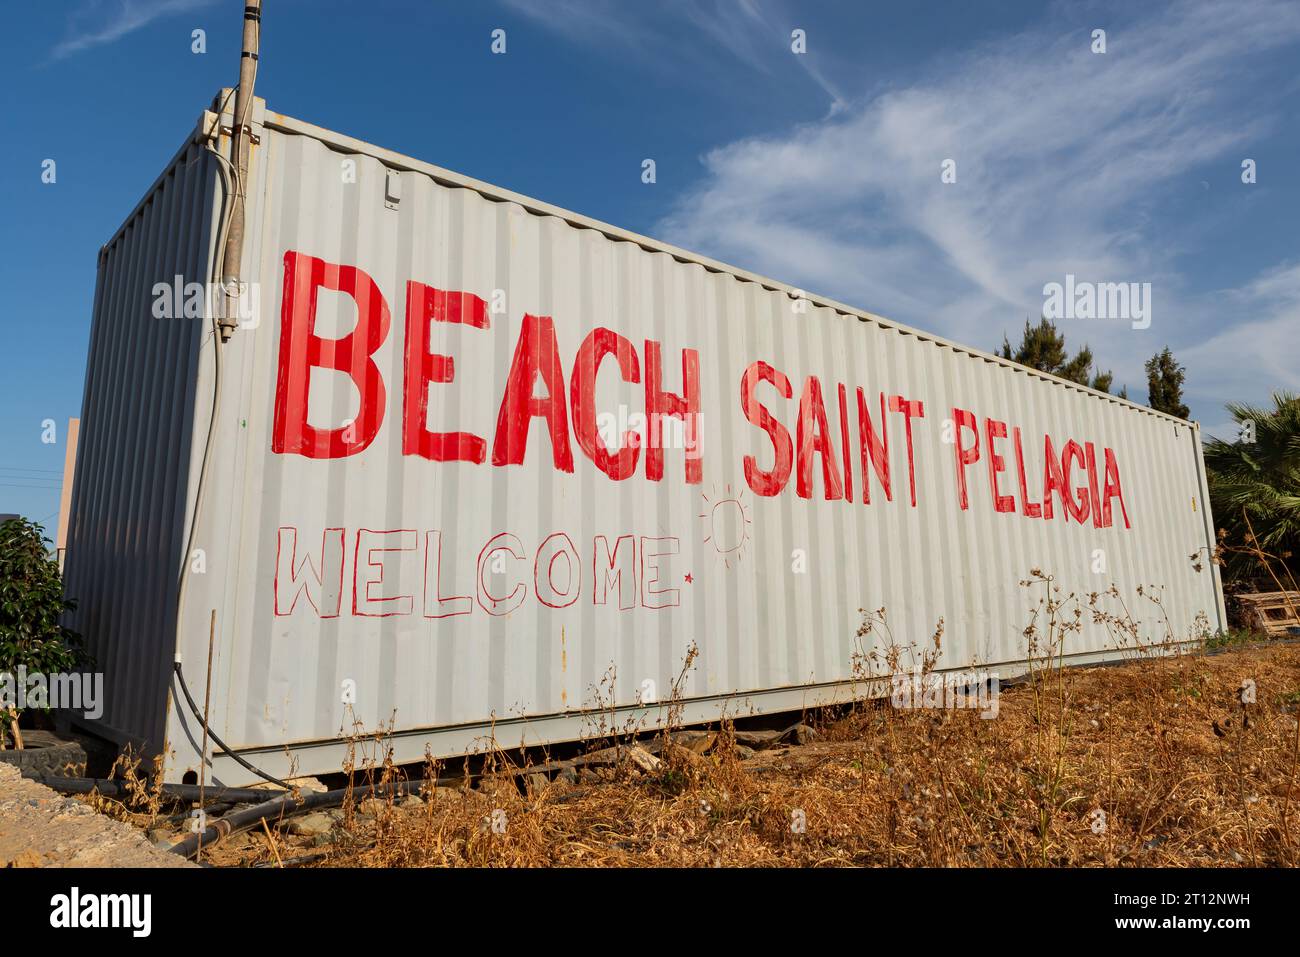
[684,573,693,584]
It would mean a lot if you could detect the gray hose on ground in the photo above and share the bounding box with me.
[167,777,429,859]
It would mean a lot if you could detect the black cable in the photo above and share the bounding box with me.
[172,661,291,790]
[29,773,277,805]
[162,802,233,823]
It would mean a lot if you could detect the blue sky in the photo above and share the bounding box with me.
[2,0,1298,529]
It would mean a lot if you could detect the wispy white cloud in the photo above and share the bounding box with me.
[648,0,1300,420]
[1183,262,1300,438]
[501,0,846,110]
[52,0,215,60]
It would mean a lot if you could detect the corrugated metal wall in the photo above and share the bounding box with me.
[161,108,1223,782]
[64,100,1224,783]
[64,140,219,751]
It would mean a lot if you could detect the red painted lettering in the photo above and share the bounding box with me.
[740,361,794,497]
[403,282,489,463]
[796,376,843,501]
[891,395,925,507]
[273,251,390,458]
[491,314,575,472]
[644,340,702,484]
[952,407,980,511]
[571,328,641,480]
[984,418,1016,514]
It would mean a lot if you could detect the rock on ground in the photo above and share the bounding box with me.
[0,763,195,868]
[286,811,336,837]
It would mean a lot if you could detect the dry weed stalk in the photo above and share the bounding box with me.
[114,560,1300,869]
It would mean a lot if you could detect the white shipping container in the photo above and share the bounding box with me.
[63,93,1225,784]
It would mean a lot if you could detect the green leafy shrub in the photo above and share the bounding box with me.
[0,517,84,744]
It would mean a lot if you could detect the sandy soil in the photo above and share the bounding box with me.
[0,763,194,868]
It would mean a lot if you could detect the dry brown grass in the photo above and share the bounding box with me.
[77,533,1300,867]
[86,563,1300,868]
[172,636,1300,868]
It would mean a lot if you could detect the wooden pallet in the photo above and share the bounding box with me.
[1237,591,1300,637]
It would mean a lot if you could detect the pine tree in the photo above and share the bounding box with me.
[997,318,1115,394]
[1145,347,1190,419]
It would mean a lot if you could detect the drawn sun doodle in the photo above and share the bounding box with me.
[700,484,752,569]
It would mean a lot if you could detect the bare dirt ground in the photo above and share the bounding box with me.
[0,763,194,868]
[13,639,1300,868]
